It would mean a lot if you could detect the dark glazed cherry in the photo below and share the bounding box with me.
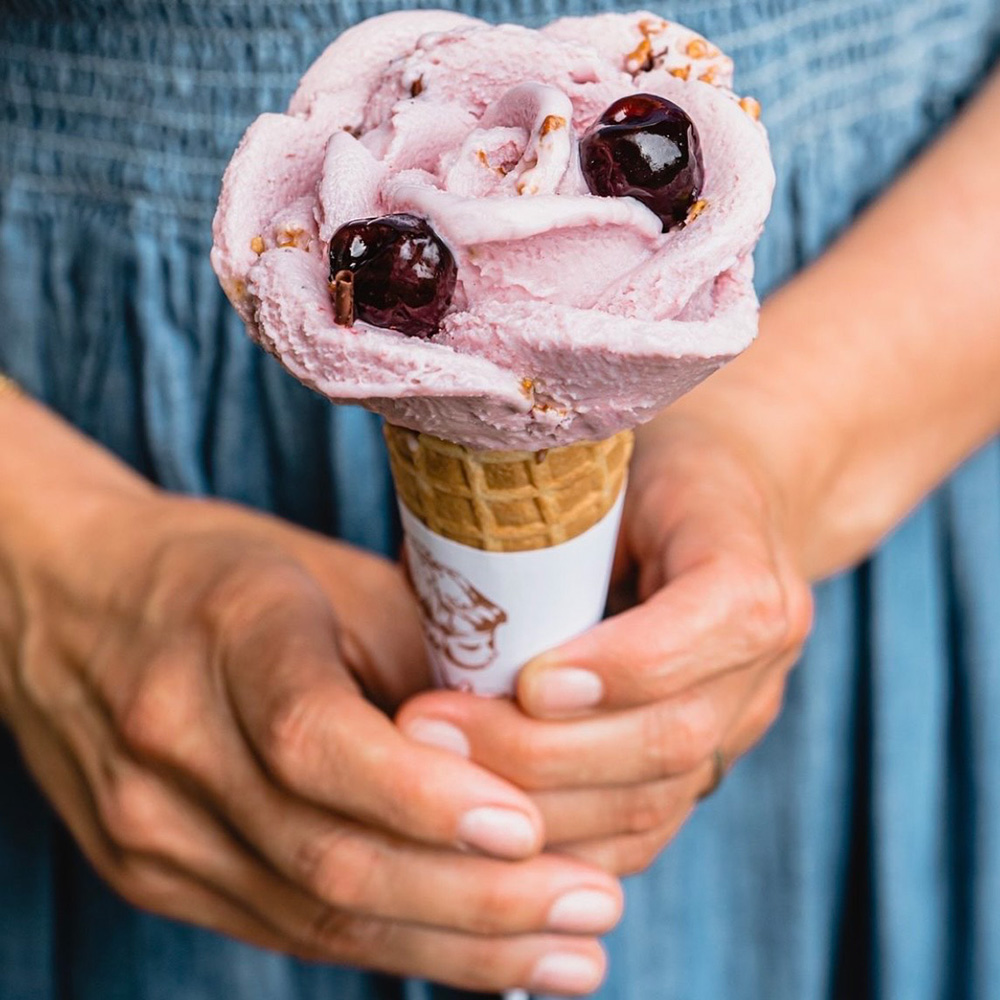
[328,213,457,338]
[580,94,704,231]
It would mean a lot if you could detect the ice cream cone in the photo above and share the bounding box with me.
[384,423,633,695]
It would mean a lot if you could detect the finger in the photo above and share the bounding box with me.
[399,669,754,789]
[87,566,544,860]
[128,565,541,859]
[49,675,624,940]
[13,698,610,992]
[555,820,690,879]
[102,749,624,943]
[213,755,622,937]
[82,533,540,857]
[532,771,703,844]
[518,551,796,716]
[224,601,544,857]
[553,675,790,876]
[109,665,624,937]
[7,694,322,958]
[326,922,608,996]
[532,666,790,844]
[541,668,793,867]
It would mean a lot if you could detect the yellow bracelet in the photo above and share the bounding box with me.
[0,374,23,401]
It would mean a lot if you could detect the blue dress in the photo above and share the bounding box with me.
[1,2,999,997]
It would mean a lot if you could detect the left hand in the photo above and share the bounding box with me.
[397,410,813,876]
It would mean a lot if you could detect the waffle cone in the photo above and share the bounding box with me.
[384,424,634,552]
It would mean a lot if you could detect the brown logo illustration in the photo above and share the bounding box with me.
[407,538,508,675]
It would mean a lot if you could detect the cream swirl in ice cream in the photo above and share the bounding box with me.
[212,10,774,450]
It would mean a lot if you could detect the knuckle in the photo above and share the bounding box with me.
[118,656,200,765]
[448,938,514,991]
[642,699,718,777]
[13,638,62,714]
[785,581,815,652]
[735,566,790,657]
[621,783,671,835]
[615,832,664,878]
[293,828,381,910]
[508,728,560,789]
[204,560,326,638]
[752,679,786,735]
[260,693,330,785]
[113,856,175,913]
[466,878,527,935]
[313,911,392,964]
[98,769,169,855]
[112,861,152,909]
[304,904,359,955]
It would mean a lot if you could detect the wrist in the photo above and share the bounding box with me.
[0,394,158,720]
[635,291,860,580]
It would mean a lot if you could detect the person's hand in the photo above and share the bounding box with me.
[0,405,621,996]
[398,409,813,874]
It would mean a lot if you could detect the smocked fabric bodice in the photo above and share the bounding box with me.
[2,1,997,541]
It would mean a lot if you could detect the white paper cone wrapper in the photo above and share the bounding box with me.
[399,488,625,696]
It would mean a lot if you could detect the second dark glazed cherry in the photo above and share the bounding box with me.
[328,213,457,338]
[580,93,704,231]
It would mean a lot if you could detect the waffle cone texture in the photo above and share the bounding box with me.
[384,424,634,552]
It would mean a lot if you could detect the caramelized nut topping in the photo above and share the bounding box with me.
[250,236,265,254]
[476,149,510,176]
[687,198,708,223]
[410,77,424,97]
[699,66,718,85]
[638,17,668,34]
[277,227,307,249]
[625,35,654,73]
[540,114,567,136]
[669,65,692,80]
[739,96,762,120]
[686,38,709,58]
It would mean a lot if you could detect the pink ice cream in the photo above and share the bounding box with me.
[212,10,774,451]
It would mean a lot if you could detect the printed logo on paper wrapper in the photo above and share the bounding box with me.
[407,538,509,689]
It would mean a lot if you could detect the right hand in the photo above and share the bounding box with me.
[0,415,619,996]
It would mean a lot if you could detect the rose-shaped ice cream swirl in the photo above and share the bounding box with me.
[212,10,775,450]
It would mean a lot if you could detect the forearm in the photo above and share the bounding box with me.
[656,68,1000,580]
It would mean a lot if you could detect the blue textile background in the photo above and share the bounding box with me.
[1,1,999,997]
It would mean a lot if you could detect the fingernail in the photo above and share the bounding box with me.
[405,718,470,758]
[547,889,621,934]
[457,807,537,859]
[530,668,604,714]
[528,953,603,994]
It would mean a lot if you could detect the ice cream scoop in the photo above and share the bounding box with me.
[211,10,774,452]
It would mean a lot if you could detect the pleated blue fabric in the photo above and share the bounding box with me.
[1,1,999,997]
